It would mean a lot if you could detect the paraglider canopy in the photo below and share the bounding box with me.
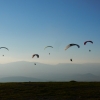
[44,46,53,50]
[65,44,80,50]
[0,47,9,51]
[32,54,39,58]
[84,41,93,45]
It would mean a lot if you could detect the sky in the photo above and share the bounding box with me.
[0,0,100,64]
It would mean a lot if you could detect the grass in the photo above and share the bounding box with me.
[0,82,100,100]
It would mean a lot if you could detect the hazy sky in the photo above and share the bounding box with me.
[0,0,100,64]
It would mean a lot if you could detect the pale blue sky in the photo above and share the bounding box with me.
[0,0,100,64]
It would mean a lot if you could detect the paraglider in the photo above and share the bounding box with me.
[84,41,93,52]
[44,46,53,55]
[65,44,80,50]
[32,54,39,65]
[65,44,80,62]
[0,47,9,56]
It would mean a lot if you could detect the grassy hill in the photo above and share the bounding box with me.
[0,82,100,100]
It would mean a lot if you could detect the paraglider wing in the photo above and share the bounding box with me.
[36,54,39,58]
[0,47,9,51]
[84,41,93,45]
[32,54,39,58]
[65,44,70,50]
[65,44,80,50]
[32,55,35,58]
[44,46,53,50]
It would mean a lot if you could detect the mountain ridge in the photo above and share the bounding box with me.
[0,61,100,82]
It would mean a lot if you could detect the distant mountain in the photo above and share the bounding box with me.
[0,76,45,82]
[0,61,100,82]
[68,73,100,82]
[0,73,99,82]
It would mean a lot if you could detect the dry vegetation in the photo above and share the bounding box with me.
[0,82,100,100]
